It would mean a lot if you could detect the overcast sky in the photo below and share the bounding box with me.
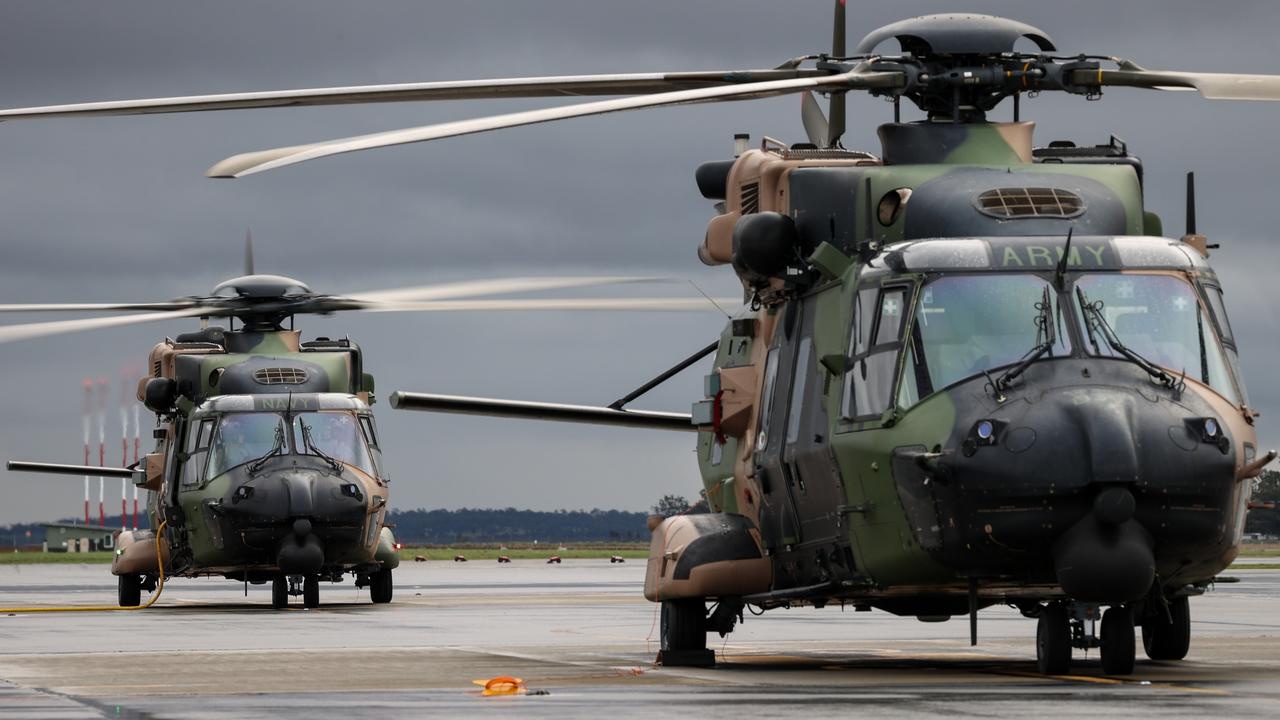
[2,0,1279,526]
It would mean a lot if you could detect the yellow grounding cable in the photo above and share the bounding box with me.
[0,521,168,614]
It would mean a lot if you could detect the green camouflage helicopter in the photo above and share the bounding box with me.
[2,248,714,609]
[2,1,1277,676]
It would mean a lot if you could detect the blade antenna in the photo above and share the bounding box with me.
[1185,172,1197,235]
[1054,227,1074,291]
[827,0,847,147]
[688,280,732,319]
[244,229,255,276]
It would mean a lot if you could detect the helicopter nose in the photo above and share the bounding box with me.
[923,362,1238,596]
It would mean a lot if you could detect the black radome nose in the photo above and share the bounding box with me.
[1093,486,1136,526]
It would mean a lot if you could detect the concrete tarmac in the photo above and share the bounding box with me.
[1,560,1278,718]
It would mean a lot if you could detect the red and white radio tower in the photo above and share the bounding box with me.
[82,379,92,525]
[132,399,141,530]
[119,374,129,530]
[97,377,107,528]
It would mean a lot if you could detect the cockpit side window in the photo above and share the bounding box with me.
[1202,284,1235,348]
[843,286,911,421]
[182,417,218,487]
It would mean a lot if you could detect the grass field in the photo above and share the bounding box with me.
[0,544,649,565]
[3,542,1277,566]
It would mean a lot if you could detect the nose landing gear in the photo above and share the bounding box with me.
[1035,601,1136,676]
[270,574,321,609]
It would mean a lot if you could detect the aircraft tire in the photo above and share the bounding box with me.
[1035,604,1071,675]
[660,599,707,652]
[271,576,289,609]
[117,574,142,607]
[370,569,393,604]
[303,575,320,608]
[1142,596,1190,660]
[1101,605,1136,675]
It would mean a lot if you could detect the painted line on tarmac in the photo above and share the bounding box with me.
[999,669,1231,695]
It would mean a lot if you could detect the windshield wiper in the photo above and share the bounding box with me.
[992,285,1057,393]
[299,420,343,473]
[247,423,286,475]
[1076,287,1182,392]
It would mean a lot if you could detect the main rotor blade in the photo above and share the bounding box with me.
[344,276,662,305]
[0,70,825,120]
[1079,66,1280,101]
[800,91,830,147]
[0,302,196,313]
[207,69,900,177]
[358,297,742,313]
[828,0,847,146]
[0,307,210,345]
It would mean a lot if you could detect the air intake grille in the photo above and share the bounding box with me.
[977,187,1083,218]
[253,367,309,385]
[740,181,760,214]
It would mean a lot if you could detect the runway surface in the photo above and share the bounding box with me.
[1,560,1278,718]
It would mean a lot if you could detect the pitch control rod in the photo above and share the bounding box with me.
[608,340,719,411]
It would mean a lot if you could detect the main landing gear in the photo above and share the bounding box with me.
[657,598,743,668]
[1036,601,1138,675]
[117,574,158,607]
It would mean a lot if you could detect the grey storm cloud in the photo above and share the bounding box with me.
[1,0,1279,524]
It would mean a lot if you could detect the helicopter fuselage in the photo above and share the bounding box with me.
[682,235,1251,618]
[647,120,1259,626]
[112,329,399,595]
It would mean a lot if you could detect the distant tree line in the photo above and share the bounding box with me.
[1247,469,1280,537]
[386,508,650,543]
[1,509,650,546]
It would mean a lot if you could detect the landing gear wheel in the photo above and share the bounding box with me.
[1036,604,1071,675]
[369,568,393,604]
[271,576,289,609]
[303,575,320,608]
[658,599,714,667]
[1142,595,1190,661]
[117,574,142,607]
[1101,605,1136,675]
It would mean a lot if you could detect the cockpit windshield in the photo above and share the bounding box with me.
[1072,274,1238,402]
[292,412,376,476]
[207,413,287,478]
[205,410,376,479]
[912,274,1070,392]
